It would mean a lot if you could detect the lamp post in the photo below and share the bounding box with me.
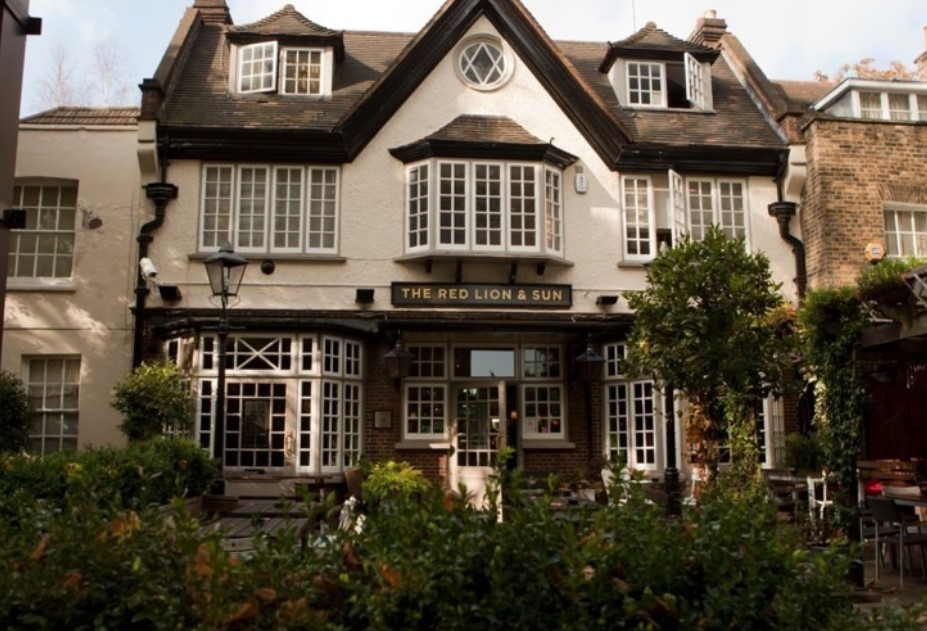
[204,242,248,472]
[574,335,604,459]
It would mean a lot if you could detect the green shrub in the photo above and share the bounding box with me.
[0,370,32,454]
[112,361,195,441]
[362,460,431,507]
[784,432,823,473]
[0,438,218,519]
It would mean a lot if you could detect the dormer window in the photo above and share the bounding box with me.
[813,79,927,122]
[856,90,927,121]
[234,41,331,97]
[239,42,278,93]
[621,53,710,110]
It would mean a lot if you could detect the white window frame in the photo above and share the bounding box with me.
[405,159,562,258]
[621,175,656,261]
[8,182,78,285]
[684,52,712,110]
[884,203,927,258]
[602,343,661,472]
[196,333,362,474]
[403,344,449,440]
[25,356,81,455]
[668,171,750,248]
[544,168,564,256]
[281,47,324,96]
[238,41,278,94]
[199,164,340,255]
[626,61,665,107]
[853,90,927,121]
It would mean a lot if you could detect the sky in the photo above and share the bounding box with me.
[19,0,927,116]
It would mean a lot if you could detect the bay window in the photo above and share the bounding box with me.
[405,159,564,257]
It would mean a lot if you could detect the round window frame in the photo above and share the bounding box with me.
[455,36,514,91]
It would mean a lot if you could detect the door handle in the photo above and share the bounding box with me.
[285,431,296,458]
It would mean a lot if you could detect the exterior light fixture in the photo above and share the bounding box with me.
[203,242,248,471]
[383,331,415,383]
[574,334,604,382]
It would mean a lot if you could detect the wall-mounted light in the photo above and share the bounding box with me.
[595,295,618,307]
[356,288,375,305]
[574,164,588,194]
[383,331,414,385]
[574,334,604,383]
[158,284,183,301]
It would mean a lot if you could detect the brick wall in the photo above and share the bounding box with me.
[802,119,927,289]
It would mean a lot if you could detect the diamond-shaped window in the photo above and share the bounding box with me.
[459,40,507,89]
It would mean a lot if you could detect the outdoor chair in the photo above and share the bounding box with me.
[867,496,927,586]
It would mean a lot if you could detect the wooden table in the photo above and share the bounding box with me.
[882,488,927,509]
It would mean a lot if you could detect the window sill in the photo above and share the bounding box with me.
[616,260,650,269]
[522,439,575,450]
[396,251,574,267]
[394,440,452,451]
[6,279,76,292]
[188,252,346,263]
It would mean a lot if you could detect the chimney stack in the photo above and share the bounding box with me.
[917,25,927,78]
[689,9,727,48]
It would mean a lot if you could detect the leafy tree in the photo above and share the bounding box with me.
[111,362,194,442]
[814,57,926,83]
[0,370,32,454]
[623,226,795,479]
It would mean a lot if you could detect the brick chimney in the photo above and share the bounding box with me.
[916,25,927,78]
[689,9,727,48]
[193,0,231,24]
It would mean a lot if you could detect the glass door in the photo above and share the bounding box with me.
[452,384,504,507]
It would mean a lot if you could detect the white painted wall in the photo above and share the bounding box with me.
[147,16,797,316]
[3,124,141,448]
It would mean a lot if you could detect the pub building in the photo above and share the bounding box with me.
[134,0,799,500]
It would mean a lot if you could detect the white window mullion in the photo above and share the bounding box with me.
[668,169,687,246]
[622,175,655,260]
[438,161,469,249]
[272,167,304,253]
[307,167,339,254]
[235,165,269,253]
[406,163,431,252]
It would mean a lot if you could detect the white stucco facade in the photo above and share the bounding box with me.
[3,121,141,450]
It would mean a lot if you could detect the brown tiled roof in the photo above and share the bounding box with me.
[773,80,833,110]
[228,4,339,37]
[160,27,411,130]
[21,107,140,126]
[561,41,782,150]
[427,115,544,144]
[155,0,784,167]
[599,21,719,71]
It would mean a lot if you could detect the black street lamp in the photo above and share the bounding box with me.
[204,242,248,471]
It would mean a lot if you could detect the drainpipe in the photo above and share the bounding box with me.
[132,178,178,368]
[768,156,807,301]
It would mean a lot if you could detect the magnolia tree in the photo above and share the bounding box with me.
[623,226,797,481]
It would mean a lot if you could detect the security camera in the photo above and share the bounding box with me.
[139,257,158,279]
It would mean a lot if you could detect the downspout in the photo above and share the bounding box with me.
[768,152,807,301]
[132,144,178,368]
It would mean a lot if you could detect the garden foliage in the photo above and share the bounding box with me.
[112,361,195,441]
[0,455,921,629]
[0,369,32,454]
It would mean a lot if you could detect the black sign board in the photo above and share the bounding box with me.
[391,283,572,308]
